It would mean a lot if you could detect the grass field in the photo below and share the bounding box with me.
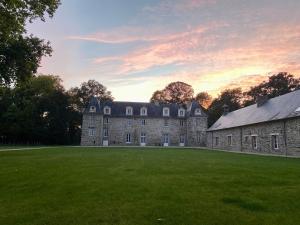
[0,147,299,225]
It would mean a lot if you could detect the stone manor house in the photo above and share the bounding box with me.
[81,90,300,156]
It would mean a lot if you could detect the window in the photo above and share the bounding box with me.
[127,119,132,126]
[164,119,169,127]
[163,107,170,116]
[88,128,95,136]
[195,108,202,115]
[103,128,108,137]
[271,135,279,150]
[180,120,185,126]
[88,116,93,126]
[196,118,201,126]
[126,106,133,116]
[215,137,219,146]
[141,119,146,126]
[163,134,169,144]
[180,134,185,144]
[197,131,201,143]
[178,108,185,117]
[244,135,249,143]
[89,106,96,113]
[126,133,131,143]
[227,135,232,146]
[140,107,147,116]
[251,135,258,149]
[104,106,111,115]
[140,133,146,144]
[104,117,109,124]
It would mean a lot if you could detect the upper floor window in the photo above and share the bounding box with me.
[196,118,201,126]
[88,128,95,136]
[127,119,132,126]
[195,108,202,116]
[140,107,147,116]
[104,106,111,115]
[104,117,109,124]
[164,119,169,127]
[180,120,184,126]
[89,106,96,113]
[141,119,146,126]
[163,107,170,117]
[178,108,185,117]
[126,106,133,116]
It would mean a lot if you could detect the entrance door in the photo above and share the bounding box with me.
[163,134,169,147]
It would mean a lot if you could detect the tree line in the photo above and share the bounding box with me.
[0,1,299,145]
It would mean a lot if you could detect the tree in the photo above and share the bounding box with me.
[150,81,194,104]
[244,72,300,106]
[68,80,114,110]
[0,0,61,86]
[207,88,243,126]
[194,92,212,109]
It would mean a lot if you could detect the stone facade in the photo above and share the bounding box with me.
[207,117,300,156]
[81,98,207,147]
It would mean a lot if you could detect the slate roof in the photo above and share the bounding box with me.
[84,99,207,118]
[208,89,300,131]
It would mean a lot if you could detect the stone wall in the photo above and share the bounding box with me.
[207,117,300,156]
[80,113,103,146]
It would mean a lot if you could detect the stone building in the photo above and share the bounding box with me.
[81,97,207,147]
[207,90,300,156]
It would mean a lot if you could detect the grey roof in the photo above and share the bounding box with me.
[208,89,300,131]
[84,99,206,118]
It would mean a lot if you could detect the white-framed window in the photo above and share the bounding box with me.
[127,119,132,126]
[104,117,109,124]
[163,107,170,116]
[163,134,169,144]
[140,107,147,116]
[197,131,201,143]
[178,108,185,117]
[88,115,93,126]
[180,134,185,144]
[140,133,146,144]
[89,106,96,113]
[141,119,146,126]
[227,135,232,146]
[271,134,279,150]
[103,128,108,137]
[126,133,131,143]
[195,108,202,116]
[251,135,258,149]
[88,127,95,136]
[103,106,111,115]
[126,106,133,116]
[164,119,169,127]
[215,137,219,146]
[180,120,184,126]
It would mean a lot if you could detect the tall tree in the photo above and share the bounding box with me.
[68,80,114,110]
[207,88,243,126]
[150,81,194,104]
[194,92,212,109]
[0,0,61,85]
[244,72,300,106]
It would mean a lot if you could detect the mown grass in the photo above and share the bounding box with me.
[0,147,299,225]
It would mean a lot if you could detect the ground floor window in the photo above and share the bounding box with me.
[271,134,279,150]
[163,134,169,144]
[180,134,185,144]
[215,137,219,146]
[126,133,131,143]
[227,135,232,146]
[88,127,95,137]
[140,133,146,143]
[251,135,258,149]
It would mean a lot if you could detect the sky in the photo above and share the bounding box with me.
[27,0,300,101]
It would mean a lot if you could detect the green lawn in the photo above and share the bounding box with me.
[0,147,299,225]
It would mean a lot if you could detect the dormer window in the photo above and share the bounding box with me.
[126,106,133,116]
[163,107,170,117]
[195,108,202,116]
[140,107,147,116]
[104,106,111,115]
[178,108,185,117]
[89,106,96,113]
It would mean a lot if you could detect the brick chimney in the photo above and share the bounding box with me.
[223,104,229,115]
[256,95,268,107]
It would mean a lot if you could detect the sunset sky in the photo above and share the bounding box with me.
[27,0,300,101]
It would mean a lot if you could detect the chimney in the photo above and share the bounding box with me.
[256,95,268,107]
[223,104,229,115]
[154,100,160,106]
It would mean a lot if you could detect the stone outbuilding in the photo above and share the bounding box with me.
[207,90,300,156]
